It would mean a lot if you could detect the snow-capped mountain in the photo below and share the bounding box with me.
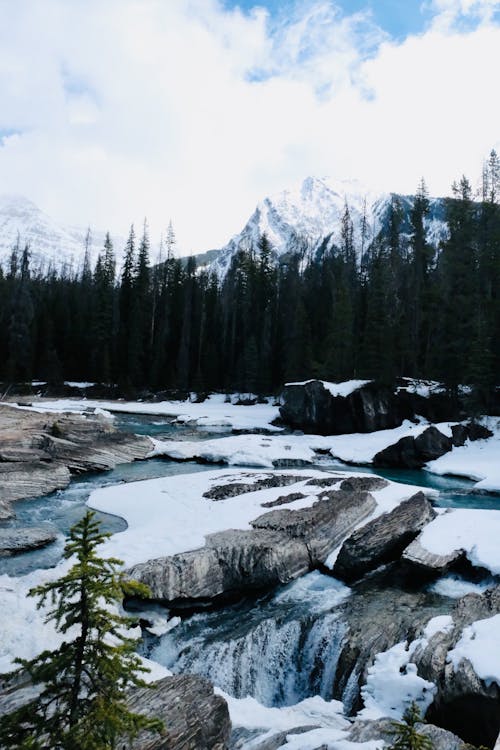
[210,176,448,277]
[0,194,120,274]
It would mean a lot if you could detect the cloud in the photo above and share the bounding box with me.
[0,0,499,255]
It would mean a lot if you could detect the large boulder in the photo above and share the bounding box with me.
[279,380,410,435]
[0,674,230,750]
[127,490,377,607]
[373,426,452,469]
[126,675,231,750]
[0,527,57,556]
[333,492,436,582]
[0,404,153,515]
[347,717,464,750]
[413,586,500,748]
[401,535,464,576]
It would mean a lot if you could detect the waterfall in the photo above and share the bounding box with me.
[151,608,348,707]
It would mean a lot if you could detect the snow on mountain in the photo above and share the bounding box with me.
[0,194,121,274]
[210,176,448,277]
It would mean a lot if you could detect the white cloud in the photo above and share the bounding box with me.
[0,0,499,255]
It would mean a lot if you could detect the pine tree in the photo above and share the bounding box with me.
[0,511,163,750]
[388,702,433,749]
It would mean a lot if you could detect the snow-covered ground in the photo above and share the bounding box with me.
[150,420,454,467]
[448,614,500,687]
[417,507,500,575]
[427,417,500,492]
[10,393,281,432]
[0,468,423,674]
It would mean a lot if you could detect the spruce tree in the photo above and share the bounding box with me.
[0,511,163,750]
[388,702,433,750]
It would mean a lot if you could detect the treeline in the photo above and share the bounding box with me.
[1,161,499,408]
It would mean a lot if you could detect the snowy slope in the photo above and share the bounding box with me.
[210,176,448,277]
[0,194,121,274]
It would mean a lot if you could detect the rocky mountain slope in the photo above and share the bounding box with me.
[209,176,449,276]
[0,194,120,273]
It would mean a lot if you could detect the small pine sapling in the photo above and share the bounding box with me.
[0,511,163,750]
[388,702,433,750]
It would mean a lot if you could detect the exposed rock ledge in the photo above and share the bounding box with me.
[127,487,378,607]
[0,674,231,750]
[0,527,58,557]
[0,404,153,519]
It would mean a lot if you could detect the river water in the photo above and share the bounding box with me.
[2,412,498,714]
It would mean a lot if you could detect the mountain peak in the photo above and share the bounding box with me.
[209,175,446,277]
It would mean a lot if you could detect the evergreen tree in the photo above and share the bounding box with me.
[0,511,163,750]
[388,703,433,750]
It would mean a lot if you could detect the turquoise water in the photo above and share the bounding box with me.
[2,414,499,577]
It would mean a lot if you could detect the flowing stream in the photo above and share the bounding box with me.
[2,411,499,714]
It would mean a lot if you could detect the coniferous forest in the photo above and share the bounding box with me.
[1,168,499,409]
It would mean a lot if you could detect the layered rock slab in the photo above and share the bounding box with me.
[0,527,57,556]
[126,675,230,750]
[127,490,376,606]
[333,492,436,582]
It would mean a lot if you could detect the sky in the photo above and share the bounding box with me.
[0,0,500,256]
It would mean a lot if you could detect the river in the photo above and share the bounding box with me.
[1,411,498,718]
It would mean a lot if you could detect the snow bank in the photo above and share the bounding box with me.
[427,418,500,492]
[151,421,459,469]
[359,640,436,721]
[150,432,332,468]
[9,393,282,432]
[417,508,500,575]
[448,614,500,687]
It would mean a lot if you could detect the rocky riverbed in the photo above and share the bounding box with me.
[2,394,500,748]
[0,404,153,525]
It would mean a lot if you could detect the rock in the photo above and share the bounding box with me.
[373,426,452,469]
[230,726,319,750]
[401,535,464,576]
[251,489,377,564]
[126,675,230,750]
[0,404,153,514]
[414,426,453,462]
[127,490,376,606]
[0,674,230,750]
[261,492,307,508]
[466,421,494,441]
[347,717,463,750]
[0,462,71,506]
[203,474,308,501]
[279,380,410,435]
[413,586,500,748]
[0,527,57,556]
[339,476,389,492]
[451,424,469,447]
[333,492,436,582]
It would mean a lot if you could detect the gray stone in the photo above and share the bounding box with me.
[0,526,57,556]
[402,534,464,575]
[203,474,308,501]
[333,492,436,582]
[0,674,230,750]
[0,462,71,506]
[251,490,377,564]
[0,403,153,515]
[125,675,230,750]
[347,717,463,750]
[127,490,376,605]
[230,726,319,750]
[373,426,452,469]
[279,379,407,435]
[339,476,389,492]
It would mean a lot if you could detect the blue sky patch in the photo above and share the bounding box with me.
[224,0,434,40]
